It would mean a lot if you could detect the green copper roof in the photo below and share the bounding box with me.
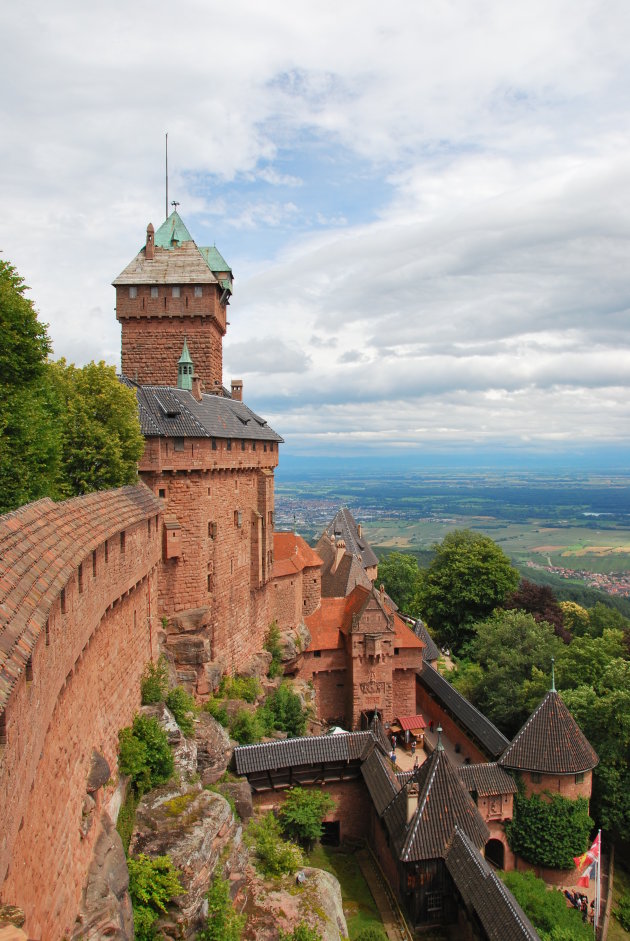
[154,212,194,250]
[200,245,232,273]
[178,338,193,365]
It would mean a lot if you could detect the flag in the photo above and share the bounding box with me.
[577,861,596,887]
[574,833,601,870]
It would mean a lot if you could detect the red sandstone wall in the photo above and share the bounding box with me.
[392,669,416,717]
[272,573,304,633]
[520,770,593,802]
[117,284,227,388]
[302,568,321,618]
[415,682,488,764]
[0,517,160,940]
[140,437,278,671]
[370,808,402,897]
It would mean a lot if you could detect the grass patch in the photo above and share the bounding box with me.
[306,845,383,939]
[163,792,197,816]
[116,787,140,855]
[610,858,630,941]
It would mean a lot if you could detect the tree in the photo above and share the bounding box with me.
[51,359,144,496]
[0,260,60,512]
[559,601,590,636]
[506,579,569,642]
[279,787,335,846]
[261,682,308,737]
[198,874,245,941]
[415,530,519,652]
[451,610,562,737]
[377,552,421,615]
[128,853,183,941]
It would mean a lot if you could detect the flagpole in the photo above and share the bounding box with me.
[594,829,601,936]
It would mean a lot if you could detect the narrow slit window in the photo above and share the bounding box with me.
[45,618,50,646]
[120,531,126,554]
[92,550,97,577]
[25,658,33,683]
[61,587,66,614]
[78,563,83,594]
[0,713,6,746]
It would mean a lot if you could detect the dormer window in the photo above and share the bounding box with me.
[129,286,137,298]
[172,286,180,298]
[194,286,203,297]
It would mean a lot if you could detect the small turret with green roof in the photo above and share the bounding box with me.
[177,338,194,391]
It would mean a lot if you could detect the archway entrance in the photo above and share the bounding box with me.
[485,839,504,869]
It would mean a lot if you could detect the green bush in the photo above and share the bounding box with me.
[279,923,322,941]
[229,708,265,745]
[220,674,262,703]
[140,656,169,705]
[262,682,307,738]
[118,715,174,793]
[128,853,183,941]
[279,787,335,846]
[116,788,140,855]
[197,874,246,941]
[264,621,284,678]
[166,686,198,736]
[247,812,304,876]
[204,697,229,726]
[505,787,593,869]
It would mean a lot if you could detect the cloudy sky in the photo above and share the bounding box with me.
[3,0,630,464]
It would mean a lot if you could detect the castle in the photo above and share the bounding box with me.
[0,213,598,939]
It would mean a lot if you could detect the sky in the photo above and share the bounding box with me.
[3,0,630,466]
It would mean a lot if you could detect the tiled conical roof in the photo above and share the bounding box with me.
[383,744,489,862]
[499,691,598,774]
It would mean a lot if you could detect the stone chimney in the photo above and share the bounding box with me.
[191,373,203,401]
[358,523,362,538]
[146,223,155,260]
[331,539,346,575]
[231,379,243,402]
[407,780,420,822]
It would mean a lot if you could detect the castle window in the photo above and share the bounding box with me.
[226,439,232,451]
[147,518,151,537]
[120,531,126,554]
[104,540,109,562]
[252,441,256,451]
[129,286,137,298]
[314,650,321,658]
[194,286,203,297]
[25,657,33,684]
[159,488,166,499]
[174,437,185,452]
[211,438,217,451]
[0,713,6,746]
[172,286,180,298]
[575,772,585,784]
[78,563,84,594]
[270,442,274,451]
[151,286,158,299]
[208,521,217,539]
[45,618,50,646]
[531,772,542,784]
[241,439,245,451]
[264,443,267,452]
[61,587,66,613]
[394,648,400,656]
[234,511,242,528]
[207,574,214,592]
[92,550,97,577]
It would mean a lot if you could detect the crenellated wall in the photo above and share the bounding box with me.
[0,487,162,940]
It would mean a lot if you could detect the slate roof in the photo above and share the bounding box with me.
[360,745,399,815]
[272,532,323,578]
[315,533,374,598]
[446,828,541,941]
[458,763,518,797]
[413,620,440,662]
[121,379,283,443]
[417,665,510,759]
[113,212,232,287]
[499,690,598,774]
[0,485,162,714]
[233,731,373,775]
[383,746,489,862]
[323,508,379,569]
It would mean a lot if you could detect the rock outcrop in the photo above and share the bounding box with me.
[195,711,232,786]
[242,866,348,941]
[71,814,133,941]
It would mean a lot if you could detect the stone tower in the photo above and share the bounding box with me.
[113,212,233,390]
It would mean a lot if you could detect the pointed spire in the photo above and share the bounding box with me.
[177,338,194,391]
[436,725,444,751]
[551,657,556,693]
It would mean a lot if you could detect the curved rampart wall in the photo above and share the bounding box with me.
[0,486,162,940]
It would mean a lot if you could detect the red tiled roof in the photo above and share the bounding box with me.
[0,485,162,714]
[305,599,347,650]
[396,715,427,732]
[272,532,323,578]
